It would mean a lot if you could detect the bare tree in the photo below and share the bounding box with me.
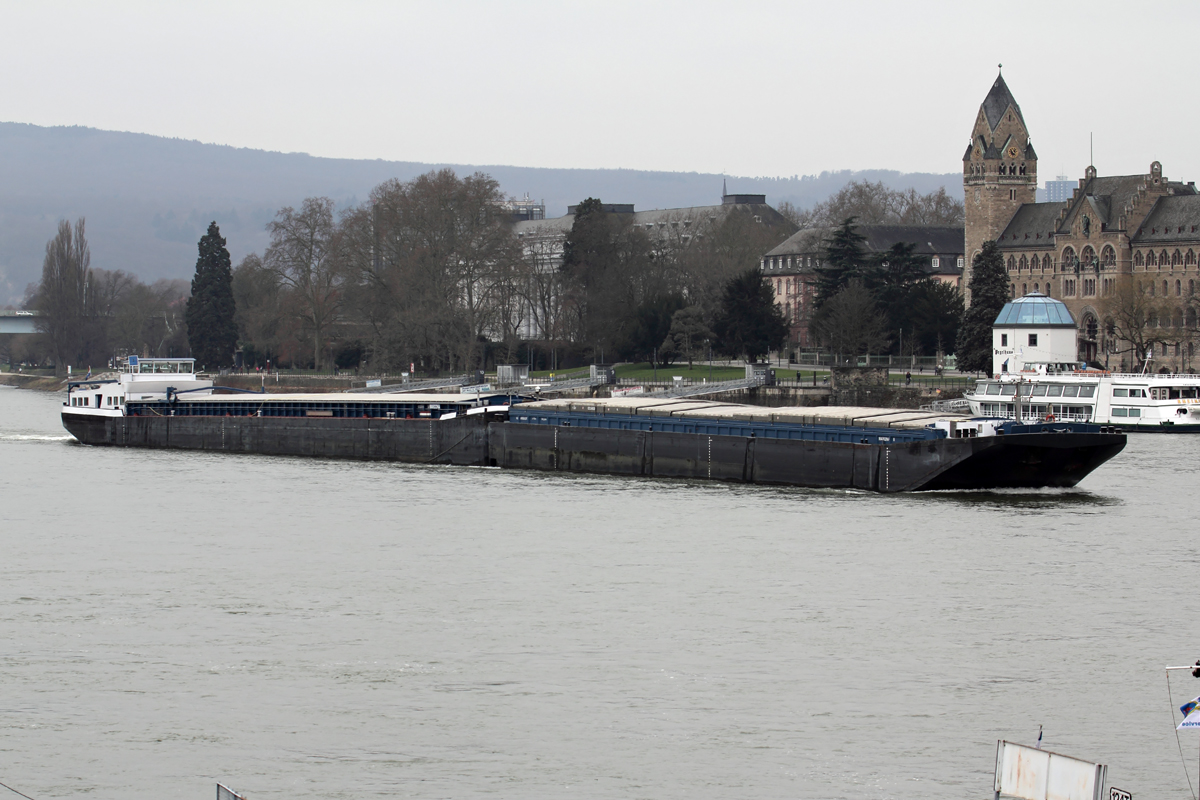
[785,181,964,229]
[337,170,521,373]
[1103,275,1186,369]
[35,218,92,376]
[813,279,892,359]
[264,198,342,369]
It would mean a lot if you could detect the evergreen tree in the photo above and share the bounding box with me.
[813,217,868,311]
[955,240,1009,373]
[185,222,238,369]
[713,268,789,360]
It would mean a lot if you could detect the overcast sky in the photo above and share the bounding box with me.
[3,1,1197,187]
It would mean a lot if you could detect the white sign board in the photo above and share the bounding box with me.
[995,740,1106,800]
[365,379,382,388]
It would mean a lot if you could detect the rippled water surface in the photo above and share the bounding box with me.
[2,384,1199,799]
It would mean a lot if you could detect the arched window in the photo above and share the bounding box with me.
[1174,310,1185,328]
[1081,246,1096,267]
[1007,256,1016,271]
[1190,306,1200,328]
[1150,281,1156,296]
[1164,280,1170,297]
[1174,250,1184,267]
[1085,316,1099,340]
[1061,246,1076,270]
[1161,250,1170,268]
[1148,250,1157,267]
[1033,282,1040,293]
[1190,279,1196,297]
[1188,250,1196,267]
[1101,246,1116,268]
[1000,164,1007,175]
[1045,284,1052,297]
[1022,283,1028,295]
[1010,285,1015,298]
[1177,280,1183,297]
[1031,254,1041,270]
[1135,251,1145,267]
[1019,255,1027,271]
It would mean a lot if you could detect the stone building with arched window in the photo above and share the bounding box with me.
[965,70,1200,372]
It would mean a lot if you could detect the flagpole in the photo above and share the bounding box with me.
[1167,662,1200,800]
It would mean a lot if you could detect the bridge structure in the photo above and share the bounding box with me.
[0,310,40,334]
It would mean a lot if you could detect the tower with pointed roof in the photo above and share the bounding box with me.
[963,68,1038,302]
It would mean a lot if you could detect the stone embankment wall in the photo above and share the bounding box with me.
[0,373,65,391]
[827,367,964,408]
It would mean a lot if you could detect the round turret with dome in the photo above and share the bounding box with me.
[991,292,1078,375]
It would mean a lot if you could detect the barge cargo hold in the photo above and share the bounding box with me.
[61,359,1126,492]
[491,398,1126,492]
[62,391,510,466]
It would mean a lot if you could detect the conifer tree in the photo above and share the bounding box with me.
[185,222,238,369]
[713,268,789,360]
[955,240,1009,373]
[813,217,868,311]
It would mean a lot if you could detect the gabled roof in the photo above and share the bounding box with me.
[1131,195,1200,244]
[859,225,964,255]
[996,203,1067,248]
[1070,174,1148,227]
[981,73,1025,131]
[766,224,963,257]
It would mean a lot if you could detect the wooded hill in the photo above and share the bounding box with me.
[0,121,961,306]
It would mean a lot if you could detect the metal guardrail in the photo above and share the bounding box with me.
[644,376,766,399]
[522,376,602,393]
[347,375,473,394]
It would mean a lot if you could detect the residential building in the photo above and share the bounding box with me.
[760,225,964,348]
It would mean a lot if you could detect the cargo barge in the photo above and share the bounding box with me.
[62,358,1126,492]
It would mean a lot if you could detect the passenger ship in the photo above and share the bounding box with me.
[963,366,1200,431]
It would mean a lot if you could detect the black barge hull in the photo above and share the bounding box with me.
[62,412,1125,492]
[61,411,492,465]
[487,422,1126,492]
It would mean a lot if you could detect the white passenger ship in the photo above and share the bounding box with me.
[964,367,1200,430]
[962,293,1200,431]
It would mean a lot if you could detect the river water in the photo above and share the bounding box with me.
[1,384,1198,800]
